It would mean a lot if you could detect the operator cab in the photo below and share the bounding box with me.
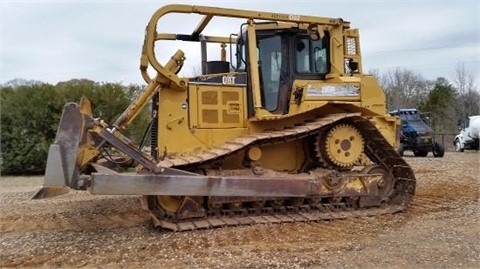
[236,25,330,115]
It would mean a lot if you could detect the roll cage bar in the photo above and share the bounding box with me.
[140,4,349,85]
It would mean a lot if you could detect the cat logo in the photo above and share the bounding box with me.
[222,76,236,85]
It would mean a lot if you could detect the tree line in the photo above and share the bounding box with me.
[375,64,479,135]
[1,65,478,175]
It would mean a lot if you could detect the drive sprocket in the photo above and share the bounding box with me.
[316,123,365,169]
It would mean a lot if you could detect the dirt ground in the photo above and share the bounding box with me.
[0,151,479,269]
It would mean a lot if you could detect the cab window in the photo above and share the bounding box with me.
[295,36,327,74]
[258,35,282,111]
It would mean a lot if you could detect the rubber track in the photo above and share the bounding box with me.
[148,114,416,231]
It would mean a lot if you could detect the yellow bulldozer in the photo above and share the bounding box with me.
[34,5,416,231]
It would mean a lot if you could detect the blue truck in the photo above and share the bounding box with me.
[389,108,444,157]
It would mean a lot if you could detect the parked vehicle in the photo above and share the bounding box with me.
[454,115,480,152]
[389,109,444,157]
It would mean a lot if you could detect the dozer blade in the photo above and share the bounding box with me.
[32,144,72,199]
[32,98,93,199]
[32,186,70,199]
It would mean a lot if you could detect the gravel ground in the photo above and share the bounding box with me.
[0,151,479,269]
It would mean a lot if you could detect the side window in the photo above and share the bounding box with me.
[295,37,327,74]
[258,35,282,111]
[314,45,327,73]
[271,51,282,81]
[296,39,310,72]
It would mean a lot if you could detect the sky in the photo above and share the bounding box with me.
[1,0,479,86]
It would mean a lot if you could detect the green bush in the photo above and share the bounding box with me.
[0,80,150,175]
[1,83,61,174]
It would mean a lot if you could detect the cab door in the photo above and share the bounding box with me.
[256,33,291,114]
